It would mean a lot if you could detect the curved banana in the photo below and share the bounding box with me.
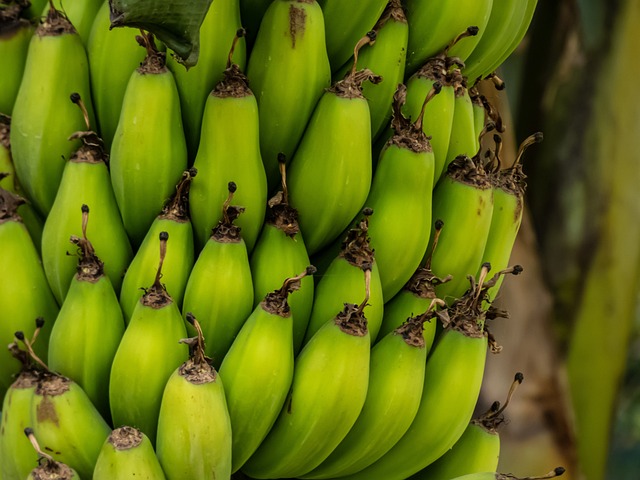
[182,183,254,367]
[219,268,314,472]
[0,8,33,116]
[403,0,493,75]
[24,428,81,480]
[110,32,188,247]
[242,271,372,479]
[120,168,196,321]
[318,0,387,71]
[87,0,146,150]
[167,0,246,157]
[109,232,188,445]
[247,0,331,189]
[288,42,381,254]
[156,315,232,479]
[189,34,266,252]
[303,209,384,343]
[42,101,133,304]
[304,303,443,479]
[94,427,166,480]
[250,158,314,353]
[10,6,95,216]
[47,205,125,421]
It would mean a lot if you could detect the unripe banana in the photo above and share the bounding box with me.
[449,467,566,480]
[120,168,197,322]
[318,0,387,71]
[0,189,58,400]
[31,373,111,479]
[182,182,254,367]
[247,0,331,188]
[10,6,95,216]
[243,270,372,479]
[444,75,481,176]
[289,39,381,254]
[24,428,80,480]
[471,87,487,141]
[0,6,33,116]
[189,33,266,252]
[219,267,314,472]
[109,232,188,444]
[303,209,384,343]
[87,0,147,150]
[41,99,133,304]
[250,157,315,354]
[156,315,232,479]
[340,265,521,480]
[167,0,246,157]
[304,302,444,479]
[110,32,188,247]
[42,0,102,45]
[47,205,125,421]
[94,427,166,480]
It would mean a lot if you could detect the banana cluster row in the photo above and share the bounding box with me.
[0,0,543,479]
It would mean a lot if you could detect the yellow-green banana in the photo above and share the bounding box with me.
[303,303,443,479]
[47,205,125,421]
[0,2,33,116]
[403,0,493,75]
[10,6,94,216]
[167,0,246,157]
[243,270,372,479]
[189,35,266,252]
[0,189,58,401]
[156,315,232,479]
[120,168,196,322]
[250,157,315,354]
[109,32,187,247]
[41,99,133,304]
[247,0,331,189]
[109,232,188,445]
[182,182,254,367]
[94,427,166,480]
[24,427,80,480]
[219,267,314,472]
[87,0,146,150]
[449,467,566,480]
[288,43,381,254]
[42,0,102,45]
[303,209,384,343]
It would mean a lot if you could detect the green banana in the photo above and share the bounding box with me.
[167,0,246,157]
[303,302,444,479]
[239,0,272,50]
[243,270,372,479]
[0,188,58,401]
[340,265,521,480]
[413,372,524,479]
[318,0,387,71]
[403,0,493,75]
[247,0,331,189]
[189,33,266,252]
[24,428,80,480]
[288,40,381,254]
[30,372,111,479]
[0,2,33,116]
[156,314,232,479]
[87,0,147,150]
[303,209,384,343]
[182,182,254,367]
[47,205,125,421]
[471,87,487,142]
[219,267,314,472]
[109,31,188,247]
[449,467,566,480]
[363,83,441,301]
[10,5,95,216]
[42,0,102,45]
[249,157,315,354]
[120,168,196,322]
[41,97,133,304]
[94,427,166,480]
[109,232,188,445]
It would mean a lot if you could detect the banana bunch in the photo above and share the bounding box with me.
[0,0,554,478]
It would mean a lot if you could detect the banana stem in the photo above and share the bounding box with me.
[226,28,246,69]
[30,317,45,346]
[356,267,372,315]
[499,467,566,480]
[443,26,479,58]
[425,219,444,270]
[484,372,525,421]
[153,231,169,288]
[184,313,208,366]
[414,81,442,132]
[278,153,289,204]
[510,132,544,175]
[278,265,316,295]
[70,93,90,130]
[222,181,237,224]
[24,427,55,463]
[14,331,49,372]
[350,31,377,77]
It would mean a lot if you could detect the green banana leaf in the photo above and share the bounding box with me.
[108,0,213,67]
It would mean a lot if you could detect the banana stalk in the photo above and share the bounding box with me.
[448,468,566,480]
[24,428,80,480]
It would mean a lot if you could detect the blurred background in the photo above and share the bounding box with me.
[477,0,640,479]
